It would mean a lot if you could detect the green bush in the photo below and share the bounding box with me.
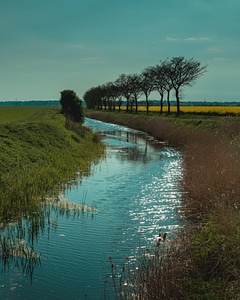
[60,90,84,123]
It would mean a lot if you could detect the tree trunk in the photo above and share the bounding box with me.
[135,96,138,113]
[175,88,180,114]
[159,93,164,114]
[126,97,129,112]
[146,95,149,113]
[167,90,171,114]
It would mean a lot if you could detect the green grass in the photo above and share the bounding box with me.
[0,106,57,124]
[0,107,105,223]
[0,106,104,270]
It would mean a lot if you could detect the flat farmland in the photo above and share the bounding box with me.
[137,105,240,114]
[0,106,59,124]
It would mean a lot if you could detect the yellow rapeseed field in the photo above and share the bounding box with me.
[136,106,240,114]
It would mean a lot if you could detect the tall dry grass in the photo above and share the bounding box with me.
[182,129,240,219]
[86,111,240,299]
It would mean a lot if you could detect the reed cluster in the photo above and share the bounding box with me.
[86,110,240,299]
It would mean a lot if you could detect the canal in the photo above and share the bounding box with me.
[0,118,183,299]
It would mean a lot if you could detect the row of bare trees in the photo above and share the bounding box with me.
[83,57,207,114]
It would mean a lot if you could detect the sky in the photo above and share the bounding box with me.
[0,0,239,102]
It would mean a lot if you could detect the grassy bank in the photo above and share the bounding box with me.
[0,107,104,223]
[85,110,240,299]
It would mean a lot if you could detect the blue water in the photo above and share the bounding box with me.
[0,118,183,299]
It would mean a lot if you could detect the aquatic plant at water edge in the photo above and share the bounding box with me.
[0,107,105,278]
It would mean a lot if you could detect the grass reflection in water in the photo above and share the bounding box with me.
[0,193,97,282]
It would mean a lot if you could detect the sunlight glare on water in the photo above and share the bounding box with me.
[0,118,183,300]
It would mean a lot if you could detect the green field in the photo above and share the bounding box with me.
[0,106,58,123]
[0,106,104,222]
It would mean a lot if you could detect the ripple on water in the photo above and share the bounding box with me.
[0,118,183,300]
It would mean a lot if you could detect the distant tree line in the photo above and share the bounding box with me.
[0,100,60,106]
[83,56,207,114]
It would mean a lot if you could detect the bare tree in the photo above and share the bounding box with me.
[84,56,207,115]
[168,57,207,114]
[115,74,132,112]
[103,82,118,111]
[147,64,172,113]
[128,73,144,113]
[83,86,103,109]
[161,61,174,114]
[115,86,123,111]
[109,83,119,111]
[141,70,155,113]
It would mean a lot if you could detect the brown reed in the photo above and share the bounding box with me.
[86,110,240,299]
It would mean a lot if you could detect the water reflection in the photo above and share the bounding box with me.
[101,129,166,164]
[0,193,97,283]
[0,118,183,299]
[0,217,44,283]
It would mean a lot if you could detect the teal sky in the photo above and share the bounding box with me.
[0,0,239,102]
